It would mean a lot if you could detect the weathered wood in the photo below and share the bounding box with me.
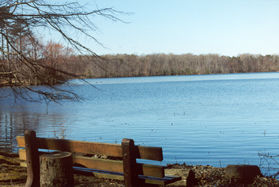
[16,133,182,186]
[73,167,181,185]
[40,152,74,187]
[17,136,163,161]
[73,156,165,178]
[18,149,26,161]
[142,175,182,185]
[20,161,27,167]
[74,155,123,173]
[24,130,39,187]
[17,136,121,157]
[186,169,197,187]
[137,164,164,178]
[135,145,163,161]
[122,138,138,187]
[20,149,165,178]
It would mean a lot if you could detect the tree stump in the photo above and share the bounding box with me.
[40,152,74,187]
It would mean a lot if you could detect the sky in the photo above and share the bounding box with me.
[63,0,279,56]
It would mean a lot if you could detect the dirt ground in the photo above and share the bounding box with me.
[1,151,279,187]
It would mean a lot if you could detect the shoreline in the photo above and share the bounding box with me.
[2,71,279,88]
[1,151,279,186]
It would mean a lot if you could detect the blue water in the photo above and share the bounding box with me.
[1,72,279,175]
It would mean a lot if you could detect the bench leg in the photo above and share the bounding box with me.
[24,130,40,187]
[122,138,139,187]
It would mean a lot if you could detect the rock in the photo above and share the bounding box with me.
[225,165,262,184]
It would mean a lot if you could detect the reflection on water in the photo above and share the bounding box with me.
[0,107,67,152]
[2,72,279,176]
[0,110,38,152]
[0,112,16,152]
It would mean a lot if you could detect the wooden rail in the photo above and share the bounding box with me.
[17,130,182,187]
[17,136,163,160]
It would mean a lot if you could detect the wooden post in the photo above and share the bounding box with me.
[24,130,40,187]
[40,152,74,187]
[186,169,197,187]
[122,138,138,187]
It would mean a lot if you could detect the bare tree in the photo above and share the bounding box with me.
[0,0,120,102]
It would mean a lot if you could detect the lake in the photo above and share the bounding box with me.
[1,72,279,175]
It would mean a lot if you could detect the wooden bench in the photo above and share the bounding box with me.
[17,130,182,187]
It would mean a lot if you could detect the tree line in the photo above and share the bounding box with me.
[59,53,279,78]
[2,40,279,86]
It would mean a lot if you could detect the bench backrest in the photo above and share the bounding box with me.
[17,135,165,178]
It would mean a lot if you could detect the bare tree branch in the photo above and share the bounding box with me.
[0,0,123,102]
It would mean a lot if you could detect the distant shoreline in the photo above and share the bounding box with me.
[2,53,279,88]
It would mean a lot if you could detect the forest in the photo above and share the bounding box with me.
[60,53,279,79]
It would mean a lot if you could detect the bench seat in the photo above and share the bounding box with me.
[73,166,182,185]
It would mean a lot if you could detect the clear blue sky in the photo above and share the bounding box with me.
[73,0,279,56]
